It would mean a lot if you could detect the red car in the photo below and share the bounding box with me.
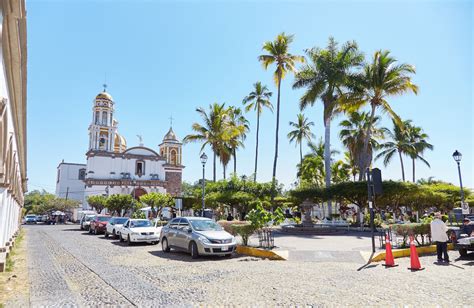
[89,215,112,235]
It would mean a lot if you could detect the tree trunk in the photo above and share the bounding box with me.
[398,150,405,181]
[412,158,415,183]
[324,116,332,216]
[254,112,260,182]
[213,152,216,182]
[223,164,227,180]
[233,149,237,175]
[271,75,282,205]
[359,104,377,181]
[299,142,303,166]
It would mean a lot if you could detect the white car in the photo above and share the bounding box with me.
[105,217,129,239]
[119,219,160,245]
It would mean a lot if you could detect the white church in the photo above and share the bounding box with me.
[55,88,184,209]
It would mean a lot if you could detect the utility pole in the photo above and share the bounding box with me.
[65,187,69,201]
[366,169,375,253]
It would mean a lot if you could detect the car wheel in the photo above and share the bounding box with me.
[127,235,132,246]
[459,248,468,257]
[189,241,199,259]
[162,238,170,252]
[93,228,97,235]
[119,234,124,242]
[105,232,109,238]
[224,253,232,258]
[112,230,116,239]
[88,227,92,234]
[151,241,158,245]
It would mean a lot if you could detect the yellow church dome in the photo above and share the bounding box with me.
[114,132,127,152]
[96,91,113,101]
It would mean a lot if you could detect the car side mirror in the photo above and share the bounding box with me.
[187,227,192,233]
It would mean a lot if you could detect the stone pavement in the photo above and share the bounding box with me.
[16,224,474,307]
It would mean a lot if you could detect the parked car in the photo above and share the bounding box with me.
[105,217,129,239]
[24,214,37,224]
[119,219,160,245]
[159,217,236,259]
[89,215,112,234]
[451,221,474,257]
[80,214,96,231]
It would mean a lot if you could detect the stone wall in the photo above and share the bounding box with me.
[165,172,182,196]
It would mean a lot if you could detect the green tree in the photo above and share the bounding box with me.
[106,194,135,217]
[87,195,108,214]
[259,32,304,203]
[293,37,363,214]
[375,119,413,181]
[297,155,325,187]
[183,103,230,181]
[405,123,433,182]
[242,81,273,182]
[139,192,175,218]
[24,190,55,213]
[331,160,351,184]
[287,113,315,165]
[227,106,250,175]
[350,50,418,180]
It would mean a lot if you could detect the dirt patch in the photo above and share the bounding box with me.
[0,229,29,306]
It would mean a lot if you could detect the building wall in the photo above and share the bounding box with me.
[55,162,86,204]
[0,0,27,255]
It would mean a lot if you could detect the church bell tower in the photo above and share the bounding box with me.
[88,86,117,152]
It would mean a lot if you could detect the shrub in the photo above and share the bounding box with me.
[231,224,256,246]
[363,213,382,227]
[218,220,248,235]
[391,223,431,247]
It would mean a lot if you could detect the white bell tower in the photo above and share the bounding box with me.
[88,85,117,152]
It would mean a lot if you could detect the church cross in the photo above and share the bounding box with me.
[169,115,174,127]
[103,83,107,92]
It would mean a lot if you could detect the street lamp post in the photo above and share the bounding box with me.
[200,153,208,217]
[452,150,465,215]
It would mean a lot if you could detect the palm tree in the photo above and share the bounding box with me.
[259,32,304,202]
[339,111,385,179]
[375,119,413,181]
[287,113,315,165]
[406,123,433,183]
[343,151,358,182]
[293,37,363,214]
[183,103,228,181]
[243,82,273,182]
[227,106,250,175]
[350,50,418,180]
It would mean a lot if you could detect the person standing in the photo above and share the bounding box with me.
[430,212,450,263]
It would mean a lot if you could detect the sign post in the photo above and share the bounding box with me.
[367,168,383,254]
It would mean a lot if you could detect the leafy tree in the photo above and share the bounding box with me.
[24,190,55,213]
[293,37,363,214]
[242,81,273,182]
[349,50,418,180]
[259,32,304,203]
[246,202,285,229]
[106,194,135,217]
[227,106,249,175]
[331,160,351,184]
[87,195,108,214]
[405,123,433,182]
[287,113,315,164]
[139,192,174,218]
[297,155,325,187]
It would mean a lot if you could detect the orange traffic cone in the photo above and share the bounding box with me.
[408,235,424,271]
[383,234,398,267]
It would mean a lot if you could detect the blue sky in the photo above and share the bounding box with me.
[27,0,473,193]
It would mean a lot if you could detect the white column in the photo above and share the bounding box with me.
[0,190,6,247]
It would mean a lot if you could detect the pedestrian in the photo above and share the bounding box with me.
[461,218,473,236]
[226,212,234,221]
[430,212,450,263]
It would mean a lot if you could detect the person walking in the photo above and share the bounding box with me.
[430,212,450,263]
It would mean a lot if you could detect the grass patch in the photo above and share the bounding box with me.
[5,229,25,272]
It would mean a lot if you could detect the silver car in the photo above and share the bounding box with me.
[160,217,236,258]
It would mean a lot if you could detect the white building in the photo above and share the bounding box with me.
[57,89,184,210]
[0,0,27,271]
[55,161,86,204]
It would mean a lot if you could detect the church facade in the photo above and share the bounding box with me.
[56,90,184,209]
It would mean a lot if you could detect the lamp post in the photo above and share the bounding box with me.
[200,153,208,217]
[452,150,465,214]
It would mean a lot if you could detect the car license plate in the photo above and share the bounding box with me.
[222,246,229,251]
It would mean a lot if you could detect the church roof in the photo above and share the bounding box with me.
[96,91,113,101]
[163,127,180,142]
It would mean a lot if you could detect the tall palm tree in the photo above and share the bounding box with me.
[227,106,250,175]
[343,151,358,182]
[259,32,304,202]
[339,111,385,178]
[293,37,363,214]
[406,123,433,183]
[287,113,315,165]
[242,82,273,182]
[375,119,413,181]
[349,50,418,180]
[183,103,228,182]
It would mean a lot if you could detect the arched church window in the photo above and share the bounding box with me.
[95,111,100,124]
[102,111,108,125]
[78,168,86,180]
[136,160,145,176]
[170,149,177,165]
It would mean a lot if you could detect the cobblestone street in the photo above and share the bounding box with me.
[19,224,473,307]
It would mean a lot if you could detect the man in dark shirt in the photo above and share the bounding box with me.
[461,218,473,236]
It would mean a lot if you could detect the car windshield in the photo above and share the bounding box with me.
[26,215,36,218]
[85,216,96,221]
[115,218,128,224]
[98,216,111,222]
[130,220,152,228]
[189,220,223,231]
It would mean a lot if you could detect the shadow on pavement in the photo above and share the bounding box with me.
[148,250,245,262]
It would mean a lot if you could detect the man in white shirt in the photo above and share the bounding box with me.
[430,212,449,263]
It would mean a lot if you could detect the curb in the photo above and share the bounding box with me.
[371,243,454,262]
[236,245,286,260]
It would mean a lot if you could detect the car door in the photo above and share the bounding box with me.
[175,218,191,249]
[164,218,180,247]
[121,220,130,239]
